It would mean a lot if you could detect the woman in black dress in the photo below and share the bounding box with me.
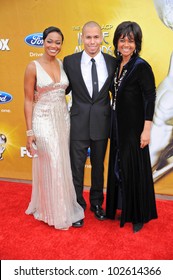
[106,21,158,233]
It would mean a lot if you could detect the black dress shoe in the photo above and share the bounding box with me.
[133,223,143,233]
[72,219,84,228]
[90,205,107,221]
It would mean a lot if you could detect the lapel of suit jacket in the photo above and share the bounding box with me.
[102,52,112,78]
[95,52,112,95]
[75,51,92,102]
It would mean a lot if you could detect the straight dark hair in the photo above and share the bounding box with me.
[113,21,142,56]
[43,26,64,42]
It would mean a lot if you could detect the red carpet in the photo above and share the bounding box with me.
[0,180,173,260]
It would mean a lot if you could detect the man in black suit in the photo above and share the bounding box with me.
[63,21,116,227]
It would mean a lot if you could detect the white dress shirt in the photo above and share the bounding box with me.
[81,50,108,98]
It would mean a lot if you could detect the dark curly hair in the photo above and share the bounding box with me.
[113,21,142,57]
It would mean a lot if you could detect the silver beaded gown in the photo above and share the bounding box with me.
[25,59,84,229]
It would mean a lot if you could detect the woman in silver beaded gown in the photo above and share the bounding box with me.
[24,26,84,230]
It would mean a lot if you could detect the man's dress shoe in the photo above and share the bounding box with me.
[72,219,84,228]
[133,223,143,233]
[90,205,107,221]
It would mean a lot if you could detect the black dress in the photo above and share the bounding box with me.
[106,55,158,227]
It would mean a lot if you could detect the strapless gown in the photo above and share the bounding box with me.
[25,59,84,229]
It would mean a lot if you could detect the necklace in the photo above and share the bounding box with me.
[112,67,127,110]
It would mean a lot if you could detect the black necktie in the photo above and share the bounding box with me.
[91,58,98,99]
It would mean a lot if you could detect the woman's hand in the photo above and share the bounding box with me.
[140,120,152,149]
[26,135,36,156]
[140,130,150,148]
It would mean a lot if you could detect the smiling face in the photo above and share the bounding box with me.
[82,25,103,57]
[43,31,63,56]
[113,21,142,58]
[118,34,136,60]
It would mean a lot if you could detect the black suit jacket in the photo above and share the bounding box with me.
[63,51,116,141]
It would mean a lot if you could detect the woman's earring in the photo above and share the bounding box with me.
[117,50,120,56]
[134,49,136,54]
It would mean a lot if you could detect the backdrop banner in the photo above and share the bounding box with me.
[0,0,173,195]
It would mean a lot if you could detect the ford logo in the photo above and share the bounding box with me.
[24,33,43,47]
[0,91,13,104]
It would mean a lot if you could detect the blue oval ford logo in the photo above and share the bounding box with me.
[0,91,13,104]
[24,33,43,47]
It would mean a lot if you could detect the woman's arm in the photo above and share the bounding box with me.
[24,62,36,155]
[139,61,156,148]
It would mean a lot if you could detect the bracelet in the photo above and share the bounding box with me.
[26,129,34,137]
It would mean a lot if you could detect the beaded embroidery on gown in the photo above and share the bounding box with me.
[25,59,84,229]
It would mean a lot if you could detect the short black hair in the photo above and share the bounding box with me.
[113,21,142,56]
[43,26,64,42]
[82,21,101,34]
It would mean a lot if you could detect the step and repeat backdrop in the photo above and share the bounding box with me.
[1,0,173,195]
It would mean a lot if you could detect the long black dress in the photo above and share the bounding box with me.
[106,55,158,227]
